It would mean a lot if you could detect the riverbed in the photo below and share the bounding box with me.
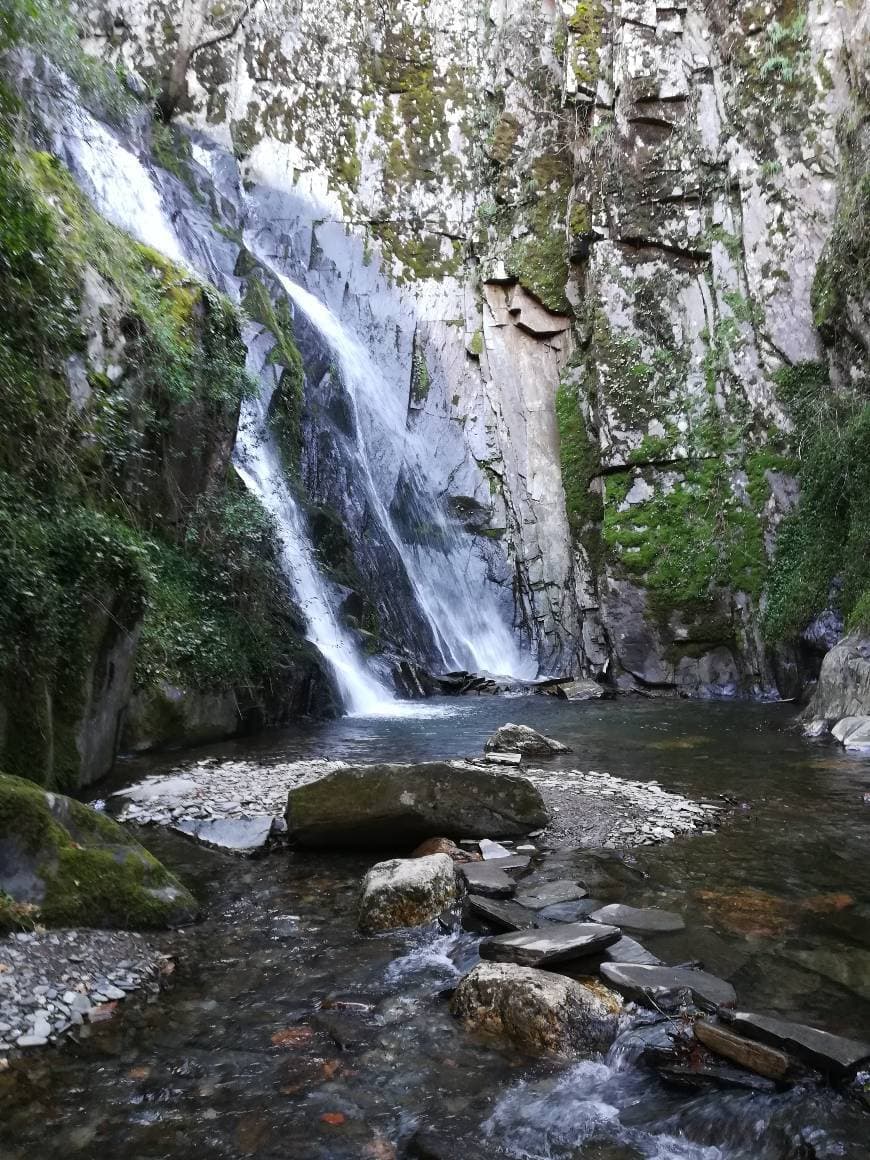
[1,698,868,1159]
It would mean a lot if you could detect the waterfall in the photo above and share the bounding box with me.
[246,241,537,681]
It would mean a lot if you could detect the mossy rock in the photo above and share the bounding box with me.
[0,772,197,931]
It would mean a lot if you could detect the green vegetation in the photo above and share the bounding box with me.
[244,274,306,472]
[763,362,870,639]
[566,1,605,90]
[0,772,195,929]
[506,153,573,313]
[555,375,602,541]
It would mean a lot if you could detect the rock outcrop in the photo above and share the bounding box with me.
[0,773,197,930]
[285,762,548,848]
[484,723,570,758]
[357,854,458,933]
[450,961,623,1057]
[803,634,870,734]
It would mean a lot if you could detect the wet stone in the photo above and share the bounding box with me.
[602,935,662,966]
[589,904,685,933]
[459,862,515,898]
[515,880,587,910]
[694,1019,791,1081]
[658,1062,778,1094]
[726,1010,870,1076]
[479,921,621,967]
[537,898,601,923]
[600,963,737,1011]
[466,895,540,931]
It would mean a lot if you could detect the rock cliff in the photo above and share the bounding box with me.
[77,0,869,696]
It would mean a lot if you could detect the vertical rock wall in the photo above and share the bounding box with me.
[77,0,868,692]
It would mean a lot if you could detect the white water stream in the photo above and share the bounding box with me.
[49,91,534,715]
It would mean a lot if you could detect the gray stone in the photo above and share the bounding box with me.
[459,862,515,898]
[803,633,870,723]
[450,961,622,1057]
[727,1011,870,1076]
[479,921,621,967]
[602,936,662,966]
[550,680,606,702]
[466,895,540,931]
[538,898,601,923]
[358,854,458,934]
[600,963,736,1011]
[285,762,548,848]
[589,904,685,933]
[515,880,587,910]
[484,723,570,758]
[172,814,274,853]
[478,839,514,860]
[831,716,870,752]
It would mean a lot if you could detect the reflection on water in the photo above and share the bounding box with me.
[2,699,868,1158]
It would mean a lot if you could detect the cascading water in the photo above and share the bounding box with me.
[246,239,537,681]
[234,337,398,715]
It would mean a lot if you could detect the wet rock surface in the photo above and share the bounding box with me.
[589,904,685,933]
[479,922,621,967]
[726,1011,870,1077]
[358,855,459,934]
[0,929,169,1055]
[450,961,623,1057]
[600,963,738,1011]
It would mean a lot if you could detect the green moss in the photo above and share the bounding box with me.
[555,377,602,540]
[468,329,484,358]
[488,113,521,164]
[0,772,195,929]
[411,347,432,404]
[244,274,306,472]
[566,1,605,90]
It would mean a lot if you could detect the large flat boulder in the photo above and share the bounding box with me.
[285,761,548,849]
[600,962,736,1010]
[0,773,196,931]
[589,903,685,933]
[450,961,622,1057]
[479,921,620,967]
[358,854,458,933]
[484,723,569,758]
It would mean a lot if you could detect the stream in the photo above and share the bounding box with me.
[1,698,869,1159]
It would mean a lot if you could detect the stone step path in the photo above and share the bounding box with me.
[466,896,540,931]
[600,962,737,1010]
[589,903,685,933]
[480,922,621,967]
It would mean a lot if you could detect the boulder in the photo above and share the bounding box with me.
[0,772,197,930]
[479,921,621,967]
[484,723,570,758]
[831,716,870,752]
[600,963,736,1010]
[802,633,870,725]
[450,961,622,1057]
[285,761,548,849]
[550,680,607,702]
[358,854,458,933]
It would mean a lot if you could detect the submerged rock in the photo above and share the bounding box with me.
[589,903,685,933]
[285,761,548,848]
[600,963,736,1011]
[484,723,570,758]
[450,961,622,1057]
[479,921,620,967]
[358,854,458,933]
[726,1010,870,1077]
[0,773,197,930]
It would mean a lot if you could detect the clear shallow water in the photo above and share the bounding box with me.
[2,698,869,1159]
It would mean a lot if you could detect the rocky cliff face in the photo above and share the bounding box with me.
[77,0,868,696]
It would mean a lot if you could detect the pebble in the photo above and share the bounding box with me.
[0,929,169,1055]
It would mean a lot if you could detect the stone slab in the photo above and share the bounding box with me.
[479,922,620,967]
[466,895,540,931]
[694,1019,791,1080]
[590,903,685,933]
[600,963,736,1010]
[726,1010,870,1076]
[515,880,587,909]
[460,862,515,898]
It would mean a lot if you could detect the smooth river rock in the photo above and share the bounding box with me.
[358,854,458,933]
[466,895,540,931]
[590,903,686,933]
[450,962,623,1057]
[484,723,570,758]
[603,935,662,966]
[479,921,621,967]
[600,963,737,1010]
[459,861,516,898]
[515,880,588,910]
[285,761,548,848]
[727,1010,870,1076]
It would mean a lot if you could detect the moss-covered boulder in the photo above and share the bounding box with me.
[0,773,197,930]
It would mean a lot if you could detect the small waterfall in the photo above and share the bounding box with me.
[234,338,398,715]
[247,241,537,681]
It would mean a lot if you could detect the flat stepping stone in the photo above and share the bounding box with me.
[487,854,531,872]
[467,895,540,931]
[590,904,685,933]
[694,1020,791,1081]
[602,935,662,966]
[479,839,513,859]
[515,880,587,909]
[600,963,736,1010]
[726,1010,870,1077]
[538,899,601,923]
[479,921,620,967]
[460,862,515,898]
